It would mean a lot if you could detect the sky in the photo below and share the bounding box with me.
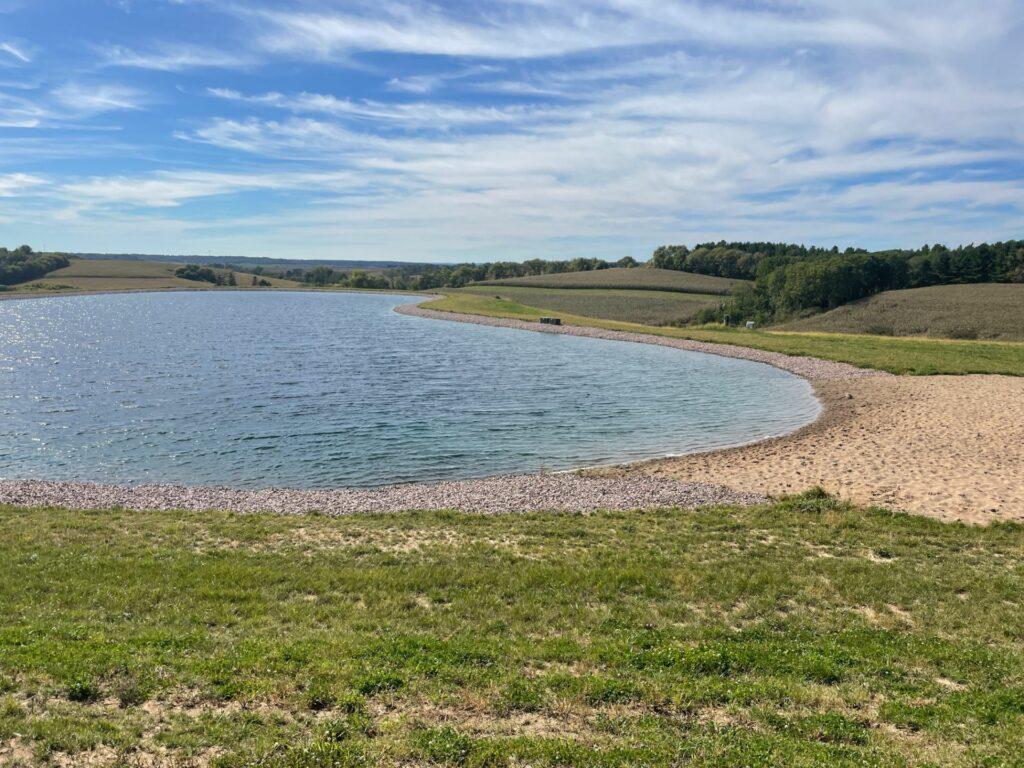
[0,1,1022,263]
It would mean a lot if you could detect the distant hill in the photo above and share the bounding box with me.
[779,283,1024,341]
[69,253,418,271]
[477,267,746,296]
[9,258,299,293]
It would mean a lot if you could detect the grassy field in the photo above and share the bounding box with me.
[2,492,1023,767]
[479,268,746,295]
[5,258,299,294]
[426,292,1024,376]
[780,283,1024,342]
[456,285,722,326]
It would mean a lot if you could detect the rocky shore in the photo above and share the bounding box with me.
[0,475,767,515]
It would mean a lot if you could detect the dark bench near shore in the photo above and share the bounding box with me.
[539,317,562,325]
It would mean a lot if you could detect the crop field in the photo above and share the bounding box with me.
[428,292,1024,375]
[456,285,721,326]
[7,258,299,294]
[2,493,1023,766]
[779,283,1024,341]
[478,267,746,295]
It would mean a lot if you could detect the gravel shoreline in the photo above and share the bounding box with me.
[1,296,886,516]
[0,476,768,515]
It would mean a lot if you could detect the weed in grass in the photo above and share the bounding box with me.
[417,726,474,765]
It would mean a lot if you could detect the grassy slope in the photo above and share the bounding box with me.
[779,283,1024,342]
[1,494,1022,766]
[7,258,299,294]
[479,267,746,295]
[456,285,720,326]
[425,292,1024,376]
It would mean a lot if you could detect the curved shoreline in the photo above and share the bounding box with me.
[395,301,889,382]
[0,293,886,516]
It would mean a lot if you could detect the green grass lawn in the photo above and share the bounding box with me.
[1,493,1023,766]
[427,292,1024,376]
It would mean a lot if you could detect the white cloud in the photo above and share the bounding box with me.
[206,87,549,128]
[102,43,252,71]
[246,0,1012,61]
[0,41,30,63]
[53,82,145,114]
[0,172,44,196]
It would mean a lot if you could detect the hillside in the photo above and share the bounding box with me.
[456,285,723,326]
[478,267,746,295]
[779,283,1024,341]
[9,258,299,293]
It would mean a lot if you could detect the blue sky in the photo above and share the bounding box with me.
[0,0,1022,262]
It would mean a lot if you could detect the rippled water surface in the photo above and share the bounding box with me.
[0,291,820,488]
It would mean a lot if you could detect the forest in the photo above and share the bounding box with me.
[0,246,70,286]
[652,241,1024,323]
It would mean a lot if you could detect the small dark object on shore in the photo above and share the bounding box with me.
[539,317,562,325]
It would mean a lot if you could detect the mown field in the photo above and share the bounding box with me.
[780,283,1024,342]
[2,493,1023,767]
[6,258,298,294]
[456,285,722,326]
[428,292,1024,376]
[478,267,746,295]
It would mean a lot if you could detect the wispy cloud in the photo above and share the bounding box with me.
[102,43,252,71]
[0,41,30,63]
[52,82,145,114]
[206,87,550,128]
[0,172,44,196]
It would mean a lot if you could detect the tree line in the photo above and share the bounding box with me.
[651,240,1024,323]
[0,246,70,286]
[293,256,639,291]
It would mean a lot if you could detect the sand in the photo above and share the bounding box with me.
[607,375,1024,524]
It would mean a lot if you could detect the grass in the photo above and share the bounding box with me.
[456,285,722,326]
[6,258,299,295]
[478,267,746,295]
[779,283,1024,342]
[426,291,1024,376]
[1,492,1023,766]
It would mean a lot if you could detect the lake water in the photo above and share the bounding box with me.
[0,291,820,488]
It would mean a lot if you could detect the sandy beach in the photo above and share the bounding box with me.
[606,375,1024,524]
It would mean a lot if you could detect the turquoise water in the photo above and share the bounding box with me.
[0,291,819,488]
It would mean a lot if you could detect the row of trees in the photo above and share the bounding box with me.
[0,246,70,286]
[175,264,242,286]
[295,255,640,291]
[664,240,1024,323]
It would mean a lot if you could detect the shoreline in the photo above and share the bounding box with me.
[0,294,873,516]
[8,293,1019,523]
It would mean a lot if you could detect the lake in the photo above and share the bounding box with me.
[0,291,820,488]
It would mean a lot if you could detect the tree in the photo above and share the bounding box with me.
[227,271,237,286]
[617,256,638,268]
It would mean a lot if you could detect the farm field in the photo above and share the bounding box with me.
[779,283,1024,341]
[478,267,746,295]
[427,292,1024,375]
[6,258,299,294]
[456,285,722,326]
[2,492,1023,767]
